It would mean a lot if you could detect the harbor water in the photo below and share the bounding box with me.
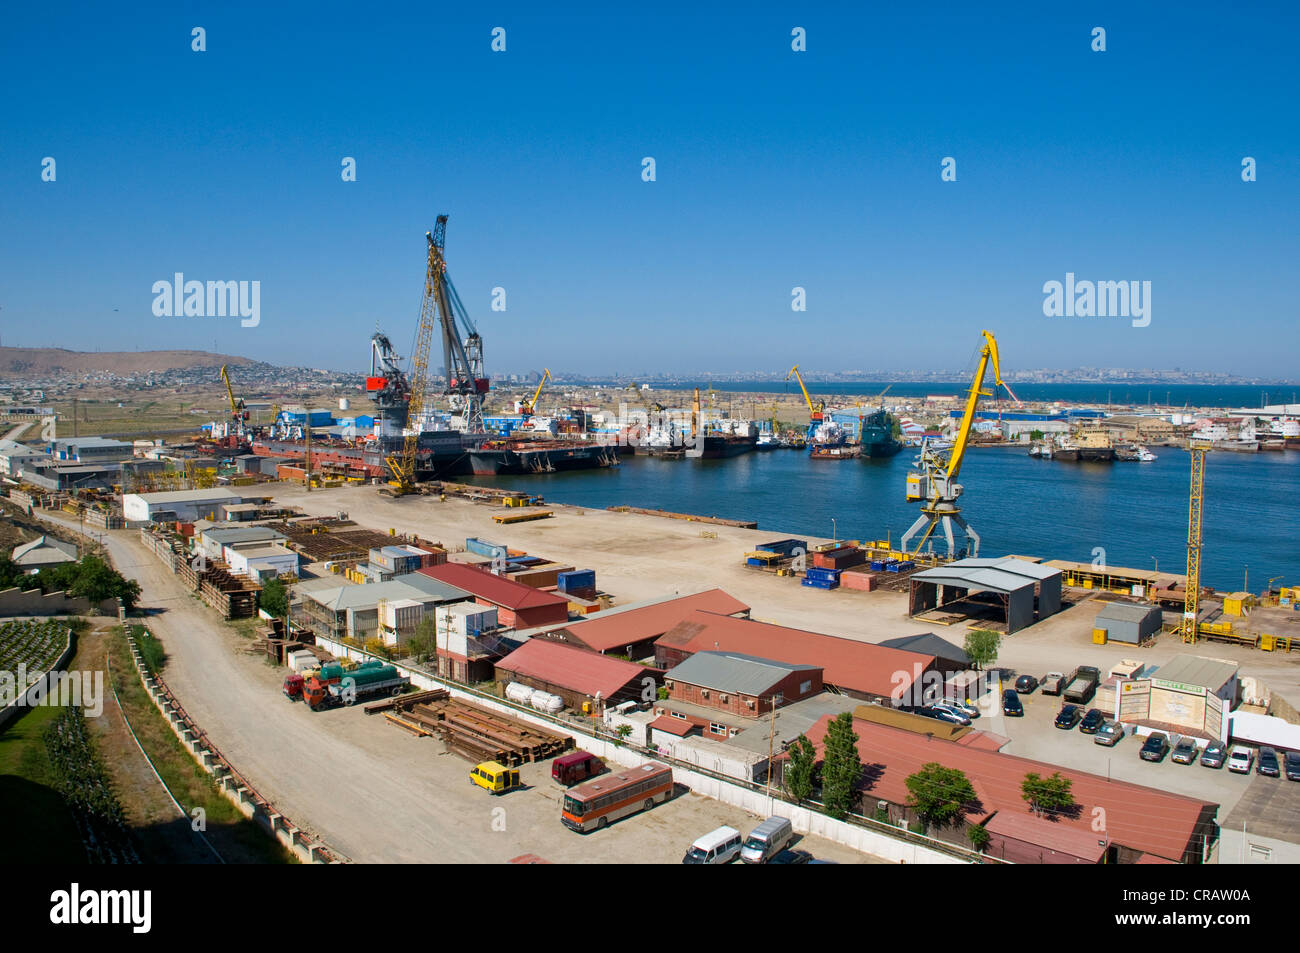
[468,446,1300,593]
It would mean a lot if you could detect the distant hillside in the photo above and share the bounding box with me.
[0,347,258,378]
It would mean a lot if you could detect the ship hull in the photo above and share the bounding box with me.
[468,441,619,475]
[860,438,901,458]
[699,434,757,459]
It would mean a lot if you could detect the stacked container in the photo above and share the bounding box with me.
[802,567,841,590]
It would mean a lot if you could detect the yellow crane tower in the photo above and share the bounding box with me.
[786,365,824,421]
[520,369,552,417]
[219,364,247,436]
[1180,441,1212,643]
[901,330,1016,559]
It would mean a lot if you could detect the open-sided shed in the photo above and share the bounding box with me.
[908,557,1063,634]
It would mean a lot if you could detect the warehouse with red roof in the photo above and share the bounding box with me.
[418,563,569,628]
[655,610,940,703]
[494,639,652,713]
[539,588,750,659]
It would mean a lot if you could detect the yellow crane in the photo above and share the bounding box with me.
[1180,441,1211,643]
[786,365,824,421]
[520,369,552,417]
[901,330,1014,558]
[219,364,247,436]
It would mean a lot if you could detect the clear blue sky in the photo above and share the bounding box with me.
[2,3,1297,377]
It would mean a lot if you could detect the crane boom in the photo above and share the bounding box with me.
[945,330,1006,483]
[785,365,824,419]
[523,369,552,416]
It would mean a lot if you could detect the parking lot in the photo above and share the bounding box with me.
[976,677,1270,820]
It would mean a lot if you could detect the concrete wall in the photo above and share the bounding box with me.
[0,587,118,616]
[1219,829,1300,864]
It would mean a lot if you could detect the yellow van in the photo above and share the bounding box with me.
[469,761,521,794]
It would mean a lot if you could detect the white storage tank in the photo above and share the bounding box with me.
[529,689,564,713]
[505,682,534,705]
[339,397,351,411]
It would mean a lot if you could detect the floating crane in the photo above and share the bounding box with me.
[786,365,824,421]
[386,215,489,494]
[520,368,552,417]
[901,330,1016,559]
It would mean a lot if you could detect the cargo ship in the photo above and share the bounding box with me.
[467,436,620,474]
[859,409,902,458]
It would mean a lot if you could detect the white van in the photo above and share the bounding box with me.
[682,826,742,864]
[740,816,794,864]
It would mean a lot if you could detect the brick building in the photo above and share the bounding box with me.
[663,651,822,719]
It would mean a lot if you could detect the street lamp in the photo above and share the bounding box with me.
[831,518,837,542]
[1151,556,1158,573]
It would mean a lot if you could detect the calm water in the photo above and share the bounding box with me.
[469,447,1300,592]
[613,381,1299,409]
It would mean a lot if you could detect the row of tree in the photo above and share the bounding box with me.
[781,714,1078,851]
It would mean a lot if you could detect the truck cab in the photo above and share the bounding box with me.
[470,761,522,794]
[282,673,304,700]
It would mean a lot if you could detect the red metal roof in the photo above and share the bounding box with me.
[563,589,749,653]
[495,639,647,700]
[648,715,695,736]
[660,610,934,698]
[799,715,1216,863]
[419,564,567,612]
[984,811,1109,863]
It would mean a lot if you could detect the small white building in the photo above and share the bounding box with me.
[225,543,299,581]
[436,601,499,657]
[122,488,244,523]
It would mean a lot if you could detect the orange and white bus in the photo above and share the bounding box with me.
[561,762,674,833]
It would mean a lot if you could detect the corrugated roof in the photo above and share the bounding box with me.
[1150,654,1238,690]
[304,575,469,612]
[984,811,1109,863]
[878,633,971,665]
[11,535,78,565]
[665,651,819,696]
[648,715,695,736]
[910,559,1044,593]
[126,489,243,505]
[798,715,1216,862]
[496,640,647,700]
[1095,602,1161,623]
[202,526,286,545]
[560,589,749,652]
[419,564,567,612]
[660,610,934,698]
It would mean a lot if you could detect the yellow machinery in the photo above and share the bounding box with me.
[785,365,824,421]
[1180,441,1211,643]
[520,368,551,417]
[218,364,247,437]
[901,330,1015,558]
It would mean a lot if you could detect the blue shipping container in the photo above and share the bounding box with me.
[558,569,597,592]
[466,537,507,559]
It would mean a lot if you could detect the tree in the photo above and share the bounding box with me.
[259,577,289,618]
[1021,771,1076,817]
[967,822,991,853]
[784,735,817,804]
[406,617,438,664]
[1029,429,1045,441]
[904,762,976,831]
[820,713,862,820]
[963,628,1001,670]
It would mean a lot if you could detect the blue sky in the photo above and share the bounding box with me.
[2,3,1297,376]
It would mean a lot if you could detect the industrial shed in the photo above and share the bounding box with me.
[495,640,650,714]
[908,557,1062,634]
[1093,602,1163,645]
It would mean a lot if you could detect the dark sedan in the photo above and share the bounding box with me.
[1285,751,1300,782]
[1258,747,1281,777]
[1002,690,1024,716]
[1140,732,1170,762]
[1079,709,1106,734]
[1014,675,1039,694]
[768,849,812,864]
[1200,741,1227,768]
[1054,705,1080,729]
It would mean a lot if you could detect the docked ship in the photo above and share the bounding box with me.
[1046,427,1114,462]
[808,420,858,460]
[859,408,902,458]
[467,435,620,474]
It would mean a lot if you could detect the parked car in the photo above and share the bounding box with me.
[1257,747,1281,777]
[768,849,813,864]
[1284,750,1300,781]
[1054,705,1080,729]
[1002,689,1024,716]
[1079,709,1106,734]
[1014,674,1039,694]
[740,816,795,864]
[1171,738,1200,764]
[1140,732,1170,762]
[1200,742,1228,768]
[1094,721,1124,746]
[923,704,972,726]
[944,699,980,720]
[1227,746,1255,774]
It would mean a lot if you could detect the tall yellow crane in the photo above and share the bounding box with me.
[1180,441,1211,643]
[786,365,824,421]
[901,330,1013,558]
[520,369,551,417]
[219,364,247,436]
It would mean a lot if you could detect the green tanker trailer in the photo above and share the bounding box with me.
[284,659,410,711]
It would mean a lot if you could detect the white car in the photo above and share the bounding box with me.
[927,702,973,725]
[1227,746,1255,774]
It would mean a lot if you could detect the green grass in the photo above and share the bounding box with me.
[108,627,296,864]
[130,624,166,675]
[0,704,87,863]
